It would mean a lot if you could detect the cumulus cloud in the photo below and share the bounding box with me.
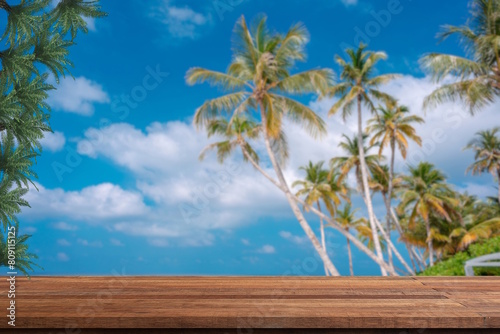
[151,1,211,39]
[57,252,69,262]
[341,0,358,6]
[76,121,288,237]
[40,131,66,152]
[47,76,110,116]
[257,245,276,254]
[110,238,124,247]
[52,222,78,231]
[77,239,103,247]
[23,183,148,222]
[57,239,71,247]
[279,231,309,245]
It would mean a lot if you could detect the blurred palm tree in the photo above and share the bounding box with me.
[328,43,399,275]
[187,15,340,275]
[399,162,459,266]
[331,134,384,191]
[334,204,365,276]
[464,127,500,204]
[293,161,348,275]
[421,0,500,114]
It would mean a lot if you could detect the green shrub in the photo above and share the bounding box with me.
[419,236,500,276]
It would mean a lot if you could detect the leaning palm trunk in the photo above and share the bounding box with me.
[240,143,397,276]
[425,219,434,267]
[317,202,329,276]
[356,96,386,276]
[359,189,414,274]
[346,236,354,276]
[259,105,340,277]
[373,216,415,275]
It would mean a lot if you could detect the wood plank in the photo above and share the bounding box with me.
[0,276,498,331]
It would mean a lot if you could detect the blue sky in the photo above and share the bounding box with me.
[9,0,499,276]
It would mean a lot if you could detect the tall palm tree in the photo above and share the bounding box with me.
[367,103,424,268]
[367,103,424,213]
[464,127,500,204]
[399,162,459,266]
[331,134,384,193]
[421,0,500,114]
[293,161,347,275]
[334,204,364,276]
[187,16,340,275]
[329,44,399,275]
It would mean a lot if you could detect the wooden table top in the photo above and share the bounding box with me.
[2,276,500,331]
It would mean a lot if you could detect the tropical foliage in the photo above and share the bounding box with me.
[0,0,106,276]
[421,0,500,114]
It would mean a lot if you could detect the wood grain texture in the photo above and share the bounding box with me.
[1,276,499,331]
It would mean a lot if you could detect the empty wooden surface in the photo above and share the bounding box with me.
[1,276,499,331]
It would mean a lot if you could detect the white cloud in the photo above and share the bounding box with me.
[52,222,78,231]
[110,238,124,247]
[77,239,103,247]
[257,245,276,254]
[279,231,309,245]
[459,182,497,199]
[148,239,169,247]
[40,131,66,152]
[48,76,109,116]
[151,0,211,39]
[241,238,250,246]
[341,0,358,6]
[76,121,288,239]
[57,252,69,262]
[83,17,96,31]
[57,239,71,247]
[24,183,148,222]
[21,226,37,234]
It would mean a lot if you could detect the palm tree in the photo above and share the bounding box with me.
[329,44,399,275]
[464,127,500,204]
[399,162,459,266]
[334,204,364,276]
[367,103,424,213]
[199,117,262,164]
[367,103,424,268]
[187,16,340,275]
[421,0,500,114]
[331,134,384,191]
[293,161,347,275]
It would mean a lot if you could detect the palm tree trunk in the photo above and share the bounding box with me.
[258,103,340,277]
[373,216,415,275]
[385,139,397,269]
[317,201,329,276]
[356,95,386,276]
[382,195,394,272]
[425,219,434,267]
[239,143,397,275]
[346,236,354,276]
